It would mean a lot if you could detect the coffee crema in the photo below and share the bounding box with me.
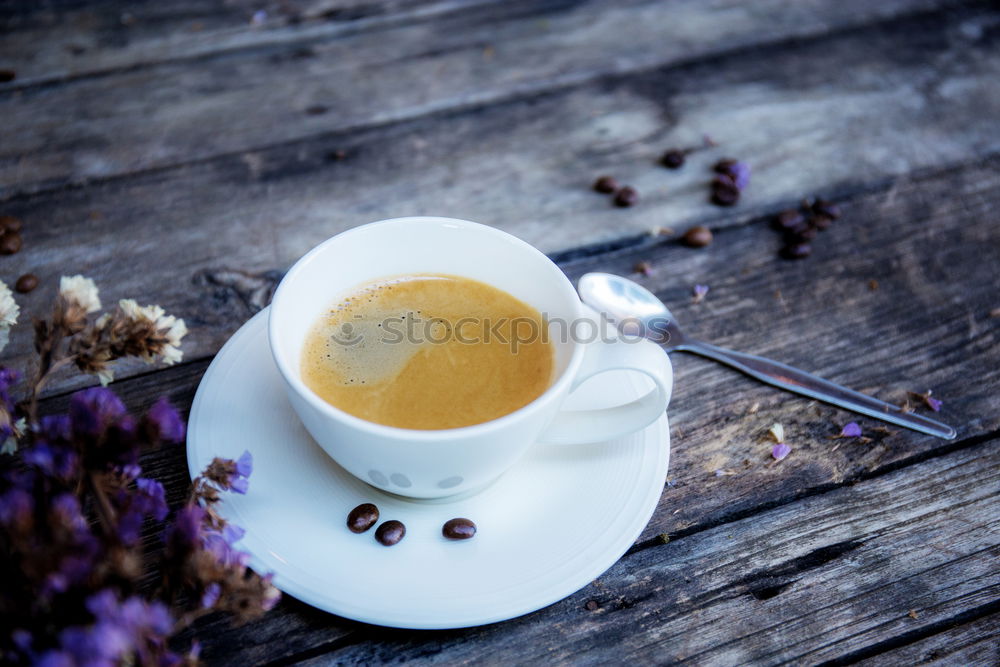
[301,274,554,430]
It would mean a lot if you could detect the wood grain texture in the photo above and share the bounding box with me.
[2,4,998,398]
[0,0,982,194]
[855,612,1000,666]
[28,157,999,665]
[0,0,497,83]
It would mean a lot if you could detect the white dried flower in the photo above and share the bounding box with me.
[1,417,26,455]
[0,281,19,353]
[60,275,102,314]
[768,423,785,444]
[118,299,188,365]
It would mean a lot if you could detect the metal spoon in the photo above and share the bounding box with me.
[577,272,956,440]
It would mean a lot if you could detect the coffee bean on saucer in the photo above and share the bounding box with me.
[613,186,639,207]
[593,175,619,194]
[375,520,406,546]
[442,518,477,540]
[0,232,22,255]
[15,273,38,293]
[681,225,713,248]
[347,503,379,534]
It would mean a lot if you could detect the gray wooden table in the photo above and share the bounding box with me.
[2,0,999,664]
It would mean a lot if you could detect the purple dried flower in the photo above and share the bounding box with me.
[235,451,253,478]
[69,387,127,439]
[134,477,169,521]
[714,159,751,190]
[839,422,863,438]
[908,390,944,413]
[772,442,791,461]
[144,397,186,444]
[201,582,221,608]
[203,530,251,568]
[52,493,88,532]
[38,414,72,443]
[692,284,710,304]
[117,509,145,545]
[230,477,249,494]
[729,161,751,190]
[165,504,205,552]
[23,442,79,480]
[121,463,142,479]
[0,487,33,527]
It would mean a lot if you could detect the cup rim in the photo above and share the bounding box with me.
[268,216,586,441]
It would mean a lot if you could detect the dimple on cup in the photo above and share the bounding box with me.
[268,217,672,499]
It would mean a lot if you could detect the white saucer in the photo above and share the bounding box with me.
[187,309,670,629]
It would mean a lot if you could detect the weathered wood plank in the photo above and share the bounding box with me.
[1,5,998,397]
[855,612,1000,666]
[29,157,1000,664]
[0,0,981,194]
[284,438,1000,665]
[0,0,490,84]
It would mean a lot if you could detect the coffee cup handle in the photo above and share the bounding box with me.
[537,338,672,445]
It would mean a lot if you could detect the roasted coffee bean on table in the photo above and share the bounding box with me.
[781,242,813,260]
[0,215,22,233]
[613,185,639,207]
[710,178,740,206]
[773,209,805,231]
[0,233,22,255]
[442,518,477,540]
[346,503,379,534]
[592,175,619,193]
[660,149,686,169]
[375,520,406,546]
[15,274,39,293]
[682,225,713,248]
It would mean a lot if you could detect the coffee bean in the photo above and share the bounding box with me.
[773,209,804,231]
[346,503,379,534]
[710,178,740,207]
[781,242,812,260]
[812,199,841,220]
[660,149,686,169]
[593,175,618,194]
[713,158,737,174]
[15,274,38,293]
[442,518,477,540]
[375,520,406,546]
[785,223,817,244]
[613,186,639,207]
[681,226,713,248]
[0,215,22,233]
[0,233,22,255]
[810,214,833,230]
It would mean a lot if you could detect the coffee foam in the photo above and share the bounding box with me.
[302,277,438,387]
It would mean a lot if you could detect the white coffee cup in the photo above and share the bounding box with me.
[269,217,672,499]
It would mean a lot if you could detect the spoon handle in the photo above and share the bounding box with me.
[674,340,956,439]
